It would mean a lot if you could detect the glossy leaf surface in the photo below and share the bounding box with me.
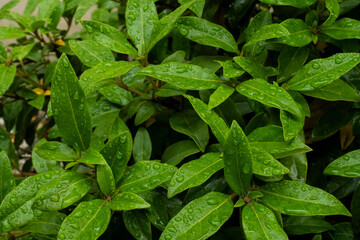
[160,192,233,240]
[0,65,16,97]
[208,85,235,110]
[35,141,77,162]
[322,18,360,40]
[133,127,152,162]
[234,57,278,79]
[252,147,289,177]
[278,46,309,83]
[0,151,15,203]
[246,23,290,46]
[242,202,288,240]
[97,162,115,196]
[161,140,200,166]
[168,152,223,197]
[138,62,221,90]
[51,54,92,150]
[119,161,177,193]
[324,150,360,177]
[109,192,150,211]
[276,19,312,47]
[260,180,351,216]
[284,216,334,235]
[259,0,316,8]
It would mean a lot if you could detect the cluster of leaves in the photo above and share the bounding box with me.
[0,0,360,239]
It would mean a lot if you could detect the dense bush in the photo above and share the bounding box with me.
[0,0,360,239]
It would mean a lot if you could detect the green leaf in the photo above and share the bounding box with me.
[33,171,93,211]
[51,54,92,151]
[133,127,152,162]
[183,95,229,145]
[79,61,139,96]
[324,150,360,177]
[234,57,278,79]
[0,0,21,10]
[0,26,27,39]
[331,222,354,240]
[98,83,133,106]
[28,94,45,110]
[0,151,15,203]
[301,79,360,102]
[119,161,177,193]
[57,199,111,240]
[141,190,170,230]
[278,46,309,83]
[109,192,150,210]
[208,85,235,110]
[248,125,312,159]
[217,60,245,79]
[0,170,63,231]
[162,50,186,64]
[223,121,252,196]
[169,110,209,152]
[176,16,239,53]
[37,0,59,19]
[34,141,77,162]
[284,216,334,235]
[134,101,157,126]
[147,0,197,52]
[74,0,98,24]
[322,18,360,40]
[245,23,290,46]
[10,43,35,61]
[69,40,114,67]
[0,64,16,97]
[78,149,106,165]
[100,133,132,183]
[236,78,302,117]
[32,140,59,173]
[81,20,138,58]
[179,0,205,17]
[160,192,233,240]
[260,180,351,216]
[288,91,310,117]
[19,212,66,235]
[97,162,115,196]
[251,147,290,177]
[323,0,340,26]
[168,152,223,197]
[126,0,158,56]
[276,19,312,47]
[287,53,360,91]
[242,202,288,240]
[280,153,308,182]
[280,107,305,141]
[259,0,316,8]
[161,140,200,166]
[123,210,152,240]
[137,62,221,90]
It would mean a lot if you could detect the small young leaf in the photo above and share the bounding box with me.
[322,18,360,40]
[97,162,115,196]
[161,140,200,166]
[260,180,352,216]
[284,216,334,235]
[126,0,158,56]
[100,133,132,183]
[160,192,233,240]
[236,78,302,117]
[137,62,221,90]
[58,199,111,240]
[208,85,235,110]
[33,171,93,211]
[51,54,92,151]
[0,150,15,203]
[223,120,252,196]
[259,0,316,8]
[69,40,114,67]
[81,20,138,58]
[324,150,360,177]
[167,152,223,197]
[183,95,229,145]
[178,0,205,17]
[78,149,106,165]
[217,60,245,79]
[301,79,360,102]
[119,161,177,193]
[287,53,360,91]
[147,0,196,52]
[278,46,309,83]
[176,17,239,53]
[280,106,305,141]
[99,83,133,106]
[79,61,139,96]
[234,57,278,79]
[276,19,312,47]
[35,141,77,162]
[133,127,152,162]
[134,101,157,126]
[169,110,209,152]
[0,64,16,97]
[251,147,289,177]
[323,0,340,26]
[109,192,150,211]
[242,202,288,240]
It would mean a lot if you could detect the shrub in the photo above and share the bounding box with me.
[0,0,360,239]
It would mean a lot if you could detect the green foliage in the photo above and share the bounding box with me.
[0,0,360,239]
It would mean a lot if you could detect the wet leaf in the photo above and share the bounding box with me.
[133,127,152,162]
[322,18,360,40]
[34,140,77,162]
[234,57,278,79]
[208,85,235,110]
[161,140,200,166]
[0,150,15,203]
[259,0,316,8]
[324,150,360,177]
[109,192,150,211]
[284,216,334,235]
[278,46,309,83]
[0,64,16,97]
[97,162,115,196]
